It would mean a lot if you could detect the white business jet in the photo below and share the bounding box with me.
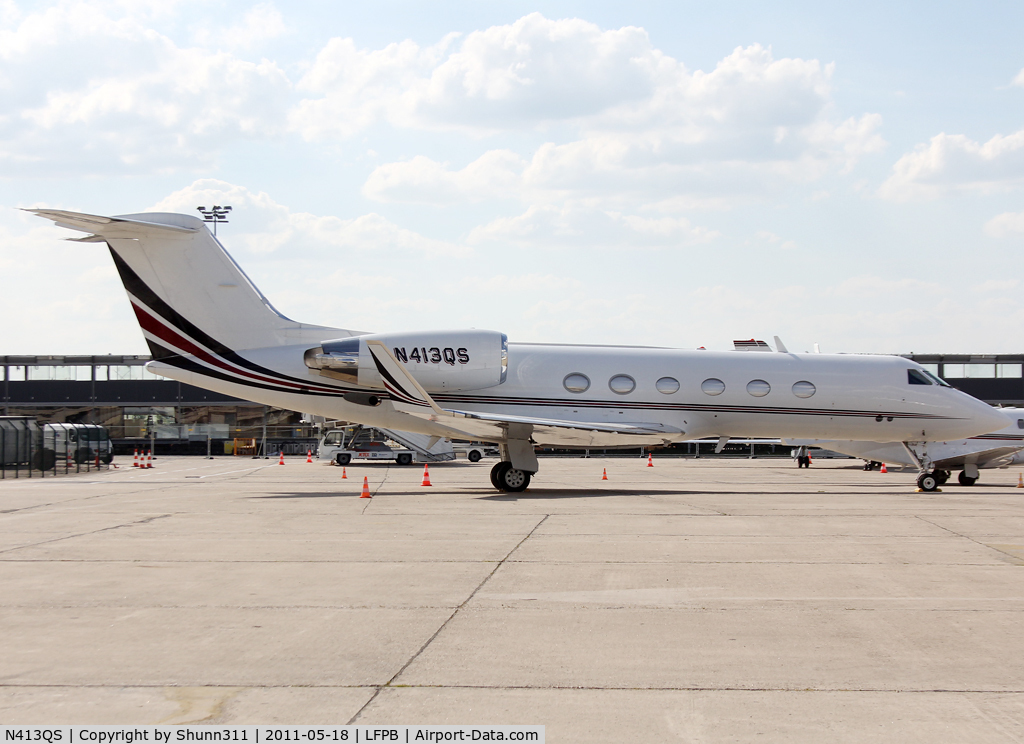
[788,407,1024,487]
[29,209,1009,492]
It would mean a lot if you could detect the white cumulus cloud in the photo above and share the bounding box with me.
[984,210,1024,237]
[880,130,1024,201]
[0,2,291,173]
[467,203,719,248]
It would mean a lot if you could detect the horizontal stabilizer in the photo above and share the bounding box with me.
[27,209,198,237]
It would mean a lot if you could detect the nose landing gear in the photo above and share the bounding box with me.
[917,472,940,492]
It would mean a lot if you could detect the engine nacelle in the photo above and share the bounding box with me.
[305,330,507,393]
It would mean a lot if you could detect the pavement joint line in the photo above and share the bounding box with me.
[0,513,173,556]
[915,516,1024,565]
[3,683,1024,694]
[347,513,551,725]
[3,604,1024,612]
[361,466,392,514]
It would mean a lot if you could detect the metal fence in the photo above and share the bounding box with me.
[0,418,113,479]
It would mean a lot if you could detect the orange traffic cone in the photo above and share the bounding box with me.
[341,467,347,479]
[421,464,432,486]
[278,451,285,465]
[146,451,153,469]
[95,453,100,468]
[306,449,313,463]
[647,453,653,467]
[601,467,608,480]
[880,463,888,473]
[132,449,139,467]
[1017,473,1023,488]
[360,476,372,498]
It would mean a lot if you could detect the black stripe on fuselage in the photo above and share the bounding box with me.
[152,347,352,399]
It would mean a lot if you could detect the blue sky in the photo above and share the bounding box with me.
[3,1,1024,355]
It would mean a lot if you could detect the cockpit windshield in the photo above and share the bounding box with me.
[907,368,951,387]
[907,369,932,385]
[922,369,950,387]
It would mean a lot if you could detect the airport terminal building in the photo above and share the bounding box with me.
[0,354,317,455]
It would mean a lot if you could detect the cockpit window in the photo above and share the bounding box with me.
[907,369,932,385]
[921,369,950,387]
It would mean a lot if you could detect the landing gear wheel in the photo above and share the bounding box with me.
[917,472,939,492]
[489,461,531,492]
[489,461,507,490]
[468,450,482,463]
[498,464,531,492]
[958,470,977,486]
[935,470,950,485]
[336,453,351,466]
[396,453,412,466]
[102,453,114,464]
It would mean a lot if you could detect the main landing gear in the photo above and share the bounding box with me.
[490,461,532,492]
[957,470,978,486]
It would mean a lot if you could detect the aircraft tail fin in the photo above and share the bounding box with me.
[29,209,354,355]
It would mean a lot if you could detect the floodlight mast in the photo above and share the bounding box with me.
[196,205,232,236]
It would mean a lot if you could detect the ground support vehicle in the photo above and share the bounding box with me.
[318,426,416,466]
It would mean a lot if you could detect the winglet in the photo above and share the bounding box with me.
[773,336,789,353]
[365,340,445,415]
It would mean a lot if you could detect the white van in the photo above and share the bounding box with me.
[41,423,113,466]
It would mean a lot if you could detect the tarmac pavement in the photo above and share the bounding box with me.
[1,455,1024,741]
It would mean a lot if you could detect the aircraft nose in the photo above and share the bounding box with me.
[969,399,1012,435]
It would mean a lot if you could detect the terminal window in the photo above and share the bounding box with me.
[942,364,1022,379]
[26,365,92,381]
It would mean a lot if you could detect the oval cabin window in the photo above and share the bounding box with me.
[609,374,636,394]
[792,381,816,399]
[656,377,680,394]
[701,378,725,396]
[747,379,771,397]
[563,373,590,393]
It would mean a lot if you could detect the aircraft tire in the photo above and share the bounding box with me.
[468,450,482,463]
[958,470,977,486]
[498,465,531,492]
[336,453,351,466]
[490,461,507,490]
[917,472,939,492]
[102,453,114,464]
[935,470,951,485]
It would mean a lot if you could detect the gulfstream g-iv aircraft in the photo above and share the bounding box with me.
[30,209,1009,492]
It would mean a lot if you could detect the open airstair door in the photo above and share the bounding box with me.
[378,429,455,462]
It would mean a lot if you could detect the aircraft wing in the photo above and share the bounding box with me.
[366,340,685,448]
[932,446,1024,471]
